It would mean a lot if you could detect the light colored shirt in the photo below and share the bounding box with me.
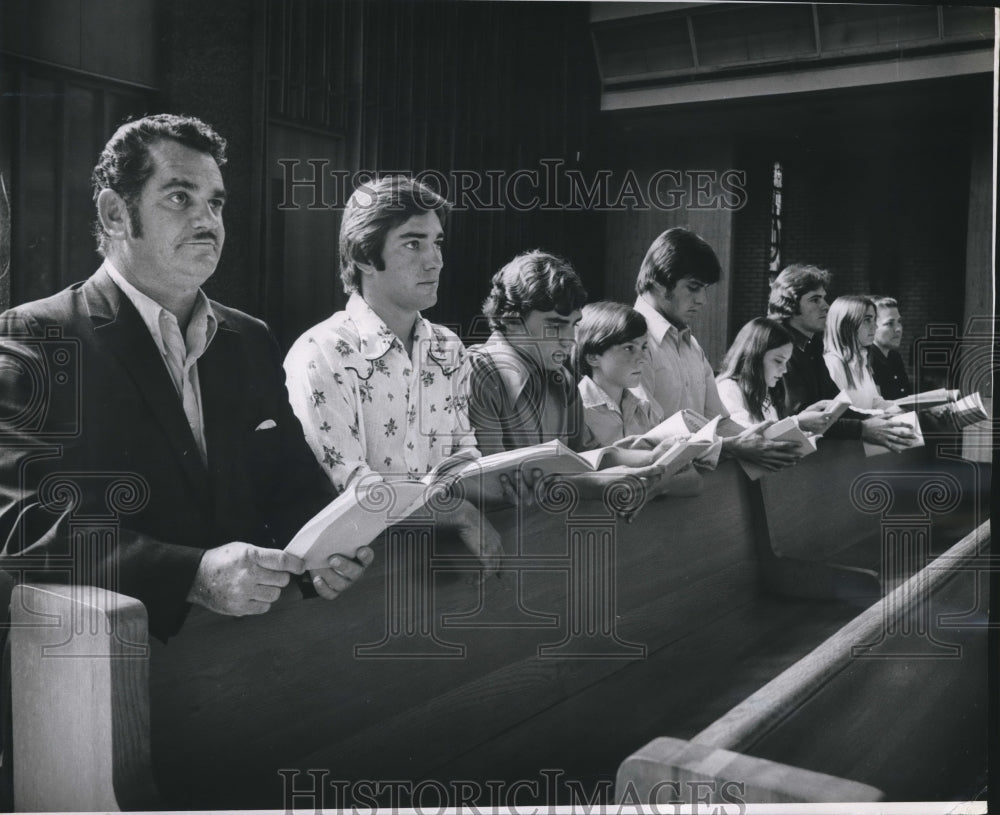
[634,296,728,420]
[105,261,217,465]
[578,375,663,447]
[823,350,894,411]
[716,377,779,428]
[284,293,477,491]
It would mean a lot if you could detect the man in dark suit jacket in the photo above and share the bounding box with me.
[0,114,371,642]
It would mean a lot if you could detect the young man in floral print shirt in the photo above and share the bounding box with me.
[284,177,501,572]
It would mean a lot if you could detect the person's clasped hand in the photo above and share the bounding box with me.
[724,420,800,471]
[310,546,375,599]
[861,416,917,453]
[188,541,375,614]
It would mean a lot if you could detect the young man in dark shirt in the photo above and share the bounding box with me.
[869,296,912,400]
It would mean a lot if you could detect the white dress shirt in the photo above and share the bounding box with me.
[634,296,728,420]
[105,261,217,465]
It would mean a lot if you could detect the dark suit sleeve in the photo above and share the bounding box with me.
[0,311,203,641]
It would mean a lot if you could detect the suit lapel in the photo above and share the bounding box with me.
[197,320,242,484]
[83,269,212,502]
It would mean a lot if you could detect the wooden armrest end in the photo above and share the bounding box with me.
[616,736,884,805]
[10,583,159,811]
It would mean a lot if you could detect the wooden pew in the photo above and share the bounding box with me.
[5,440,988,809]
[615,519,990,804]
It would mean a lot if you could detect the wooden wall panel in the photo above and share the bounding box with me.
[1,62,150,307]
[0,66,13,312]
[601,135,736,369]
[264,0,603,347]
[0,0,82,69]
[2,0,156,86]
[79,0,158,86]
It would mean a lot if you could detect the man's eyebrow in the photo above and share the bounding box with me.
[158,178,227,200]
[397,230,443,240]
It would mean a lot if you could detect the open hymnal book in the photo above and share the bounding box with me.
[891,388,960,409]
[863,410,925,457]
[738,416,820,481]
[946,391,989,430]
[646,415,724,475]
[285,440,619,570]
[822,392,853,423]
[637,408,713,447]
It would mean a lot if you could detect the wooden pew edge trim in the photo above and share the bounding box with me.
[615,736,884,804]
[690,519,990,753]
[10,583,160,811]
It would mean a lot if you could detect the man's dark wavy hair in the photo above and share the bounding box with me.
[767,264,831,320]
[91,113,227,256]
[339,176,451,295]
[634,227,721,296]
[482,250,588,333]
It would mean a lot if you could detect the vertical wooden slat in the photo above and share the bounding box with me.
[0,65,12,312]
[251,0,270,317]
[12,70,27,306]
[259,0,600,335]
[56,78,69,290]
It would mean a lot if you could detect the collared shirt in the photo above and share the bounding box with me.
[578,375,663,447]
[869,345,912,400]
[463,332,591,455]
[824,349,894,411]
[284,293,477,491]
[105,261,217,465]
[633,296,728,420]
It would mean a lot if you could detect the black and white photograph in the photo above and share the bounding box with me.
[0,0,996,811]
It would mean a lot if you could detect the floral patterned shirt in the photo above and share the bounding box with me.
[284,294,477,491]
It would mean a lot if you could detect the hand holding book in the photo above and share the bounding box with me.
[737,416,820,480]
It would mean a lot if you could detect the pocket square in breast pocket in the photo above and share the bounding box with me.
[254,419,277,431]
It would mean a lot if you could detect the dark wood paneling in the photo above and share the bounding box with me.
[601,134,736,368]
[159,0,257,315]
[2,0,156,86]
[1,0,82,69]
[1,60,151,307]
[265,0,603,348]
[0,66,13,311]
[80,0,157,86]
[13,73,60,304]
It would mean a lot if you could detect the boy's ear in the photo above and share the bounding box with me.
[584,352,600,369]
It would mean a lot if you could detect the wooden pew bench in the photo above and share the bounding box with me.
[5,439,988,809]
[616,519,990,804]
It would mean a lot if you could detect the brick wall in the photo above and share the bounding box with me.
[730,121,972,386]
